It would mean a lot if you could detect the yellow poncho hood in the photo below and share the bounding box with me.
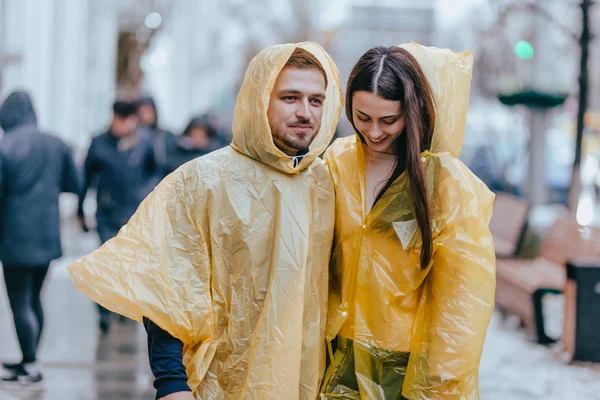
[232,42,342,173]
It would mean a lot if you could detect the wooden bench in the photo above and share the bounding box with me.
[489,193,529,258]
[495,212,600,344]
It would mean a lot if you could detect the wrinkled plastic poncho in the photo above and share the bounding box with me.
[321,43,496,400]
[69,42,343,399]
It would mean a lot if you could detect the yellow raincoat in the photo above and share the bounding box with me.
[321,43,496,400]
[68,42,343,399]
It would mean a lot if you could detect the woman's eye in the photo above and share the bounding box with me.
[357,117,370,122]
[382,119,397,125]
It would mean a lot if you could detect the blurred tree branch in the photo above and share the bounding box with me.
[568,0,594,209]
[489,0,580,41]
[472,0,588,98]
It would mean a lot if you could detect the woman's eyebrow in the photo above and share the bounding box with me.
[357,109,401,119]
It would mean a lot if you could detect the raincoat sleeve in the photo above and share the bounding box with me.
[68,162,214,345]
[323,148,344,341]
[404,155,496,400]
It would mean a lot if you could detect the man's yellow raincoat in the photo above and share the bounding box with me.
[68,42,343,399]
[321,43,496,400]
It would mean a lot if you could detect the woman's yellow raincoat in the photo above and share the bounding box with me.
[321,43,496,400]
[68,42,343,399]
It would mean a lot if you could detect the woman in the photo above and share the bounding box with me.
[163,114,226,175]
[321,44,496,399]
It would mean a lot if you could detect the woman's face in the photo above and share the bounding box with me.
[352,91,405,154]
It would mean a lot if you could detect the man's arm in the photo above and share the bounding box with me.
[61,143,82,195]
[146,138,163,178]
[143,317,192,399]
[0,151,4,202]
[77,140,99,231]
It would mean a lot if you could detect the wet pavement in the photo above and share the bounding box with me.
[0,219,155,400]
[1,217,599,399]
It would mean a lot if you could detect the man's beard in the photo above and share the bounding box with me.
[272,120,320,152]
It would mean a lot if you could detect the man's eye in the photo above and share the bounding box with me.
[311,99,323,105]
[283,96,297,101]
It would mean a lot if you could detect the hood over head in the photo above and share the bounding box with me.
[0,91,37,132]
[398,43,473,158]
[231,42,343,174]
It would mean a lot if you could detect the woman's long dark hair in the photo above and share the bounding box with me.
[347,46,436,269]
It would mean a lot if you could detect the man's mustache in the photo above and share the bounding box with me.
[288,119,313,128]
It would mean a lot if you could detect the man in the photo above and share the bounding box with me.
[77,100,160,333]
[0,91,81,386]
[137,95,176,176]
[162,114,227,175]
[68,43,342,399]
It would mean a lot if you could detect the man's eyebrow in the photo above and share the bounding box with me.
[279,90,302,95]
[279,89,326,98]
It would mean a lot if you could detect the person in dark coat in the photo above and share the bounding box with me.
[163,114,227,175]
[77,100,160,333]
[0,91,81,386]
[136,95,176,177]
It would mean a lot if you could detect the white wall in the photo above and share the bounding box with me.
[141,0,245,134]
[84,0,119,149]
[0,0,120,154]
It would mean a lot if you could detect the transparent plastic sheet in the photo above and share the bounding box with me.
[69,42,343,399]
[321,43,496,400]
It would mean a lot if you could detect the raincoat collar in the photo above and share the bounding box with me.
[231,42,343,174]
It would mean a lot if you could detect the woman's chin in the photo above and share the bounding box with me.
[365,140,393,154]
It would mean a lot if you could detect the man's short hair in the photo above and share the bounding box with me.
[285,48,328,89]
[113,101,138,118]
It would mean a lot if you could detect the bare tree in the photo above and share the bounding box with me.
[568,0,594,210]
[473,0,595,208]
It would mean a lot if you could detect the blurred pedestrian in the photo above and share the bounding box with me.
[163,114,227,175]
[77,100,160,334]
[0,91,81,387]
[137,95,176,177]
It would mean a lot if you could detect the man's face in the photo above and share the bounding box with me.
[267,66,326,156]
[112,115,138,137]
[137,103,156,127]
[188,126,210,148]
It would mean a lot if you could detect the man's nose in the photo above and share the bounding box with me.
[295,99,311,120]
